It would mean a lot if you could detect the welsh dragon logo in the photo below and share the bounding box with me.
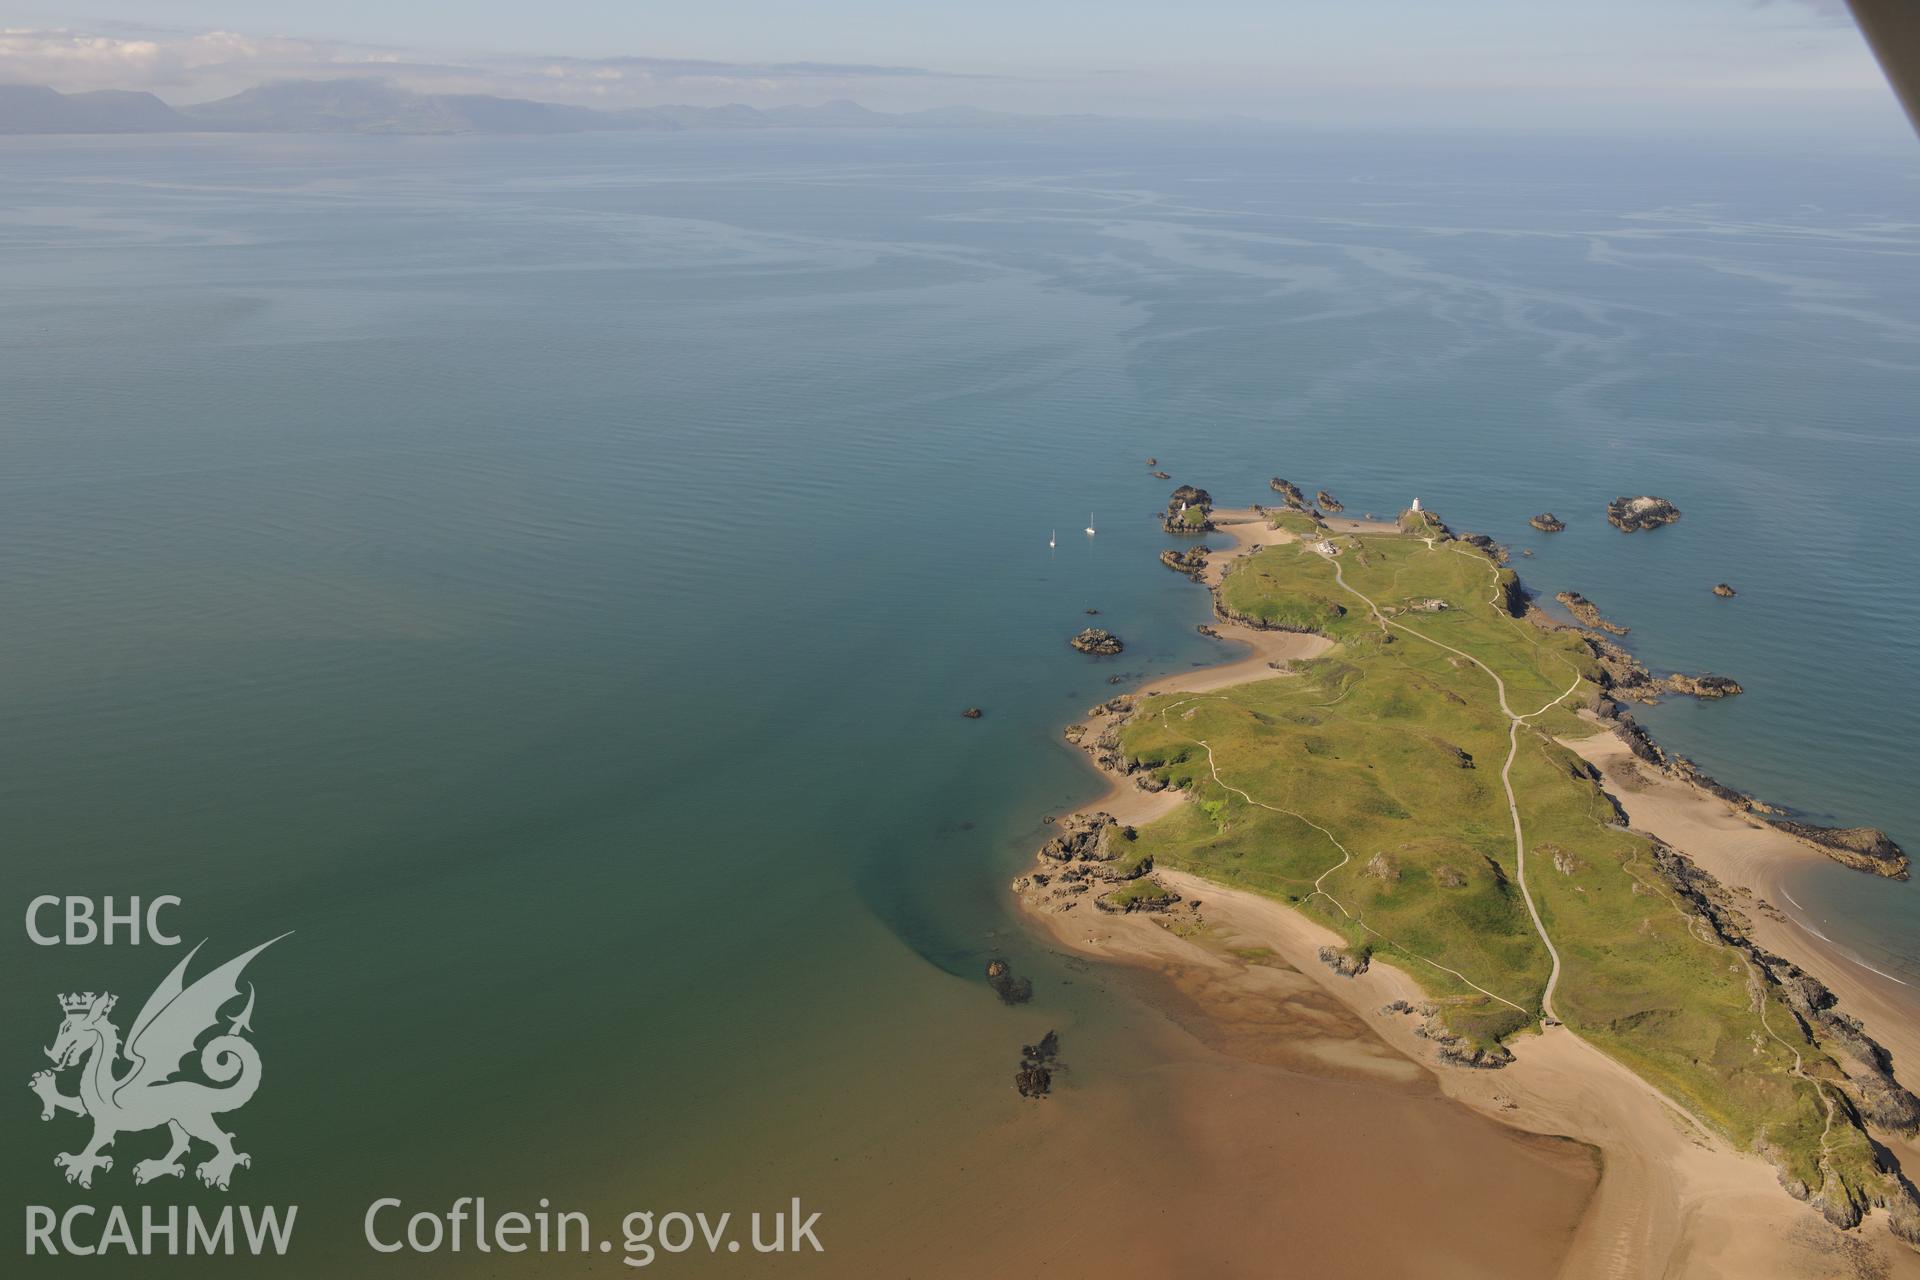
[28,936,287,1191]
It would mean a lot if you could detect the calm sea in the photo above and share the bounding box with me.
[2,126,1916,1272]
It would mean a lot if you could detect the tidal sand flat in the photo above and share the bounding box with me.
[1023,492,1920,1278]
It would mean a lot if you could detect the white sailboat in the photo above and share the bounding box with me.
[1048,529,1056,548]
[1084,513,1096,536]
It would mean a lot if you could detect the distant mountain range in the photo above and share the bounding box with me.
[0,78,1103,136]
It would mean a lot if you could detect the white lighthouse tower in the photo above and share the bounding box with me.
[1411,497,1422,512]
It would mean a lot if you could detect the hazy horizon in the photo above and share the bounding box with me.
[2,0,1911,139]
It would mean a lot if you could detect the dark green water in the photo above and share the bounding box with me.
[2,127,1916,1273]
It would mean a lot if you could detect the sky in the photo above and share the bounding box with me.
[2,0,1908,136]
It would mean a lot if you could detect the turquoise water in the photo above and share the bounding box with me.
[2,127,1917,1271]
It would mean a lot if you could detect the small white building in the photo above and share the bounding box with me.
[1411,497,1422,512]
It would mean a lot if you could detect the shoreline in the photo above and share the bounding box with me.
[1021,502,1920,1278]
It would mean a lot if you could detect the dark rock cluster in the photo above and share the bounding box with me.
[1713,582,1737,598]
[1657,672,1743,700]
[1565,628,1742,707]
[1606,495,1681,532]
[1015,811,1159,915]
[1380,999,1517,1069]
[1316,489,1344,512]
[1159,545,1210,580]
[1529,513,1566,532]
[1317,945,1370,977]
[1070,627,1124,655]
[1269,477,1307,509]
[1015,1030,1060,1099]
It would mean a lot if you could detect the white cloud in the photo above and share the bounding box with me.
[0,27,377,92]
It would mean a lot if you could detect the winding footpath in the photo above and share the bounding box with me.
[1322,547,1583,1021]
[1154,692,1532,1014]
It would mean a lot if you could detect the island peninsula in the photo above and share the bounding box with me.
[1020,486,1920,1275]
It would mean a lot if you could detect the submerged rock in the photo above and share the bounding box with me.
[1070,627,1124,655]
[1151,470,1171,480]
[1015,1030,1060,1099]
[985,958,1034,1005]
[1606,495,1681,532]
[1530,512,1566,533]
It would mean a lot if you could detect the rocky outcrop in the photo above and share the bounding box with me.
[1459,529,1504,557]
[1019,812,1158,915]
[1607,495,1681,532]
[962,707,983,719]
[1493,570,1526,618]
[1568,630,1741,706]
[1657,672,1742,699]
[1713,583,1737,598]
[1151,470,1171,480]
[1095,876,1181,914]
[1062,695,1140,779]
[1159,546,1210,580]
[1269,477,1307,509]
[1316,489,1344,512]
[1381,998,1517,1068]
[1530,513,1566,532]
[1317,945,1370,977]
[1070,628,1124,655]
[1768,821,1909,880]
[1164,484,1215,533]
[1556,590,1630,635]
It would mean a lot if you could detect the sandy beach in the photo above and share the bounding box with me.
[1024,508,1920,1279]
